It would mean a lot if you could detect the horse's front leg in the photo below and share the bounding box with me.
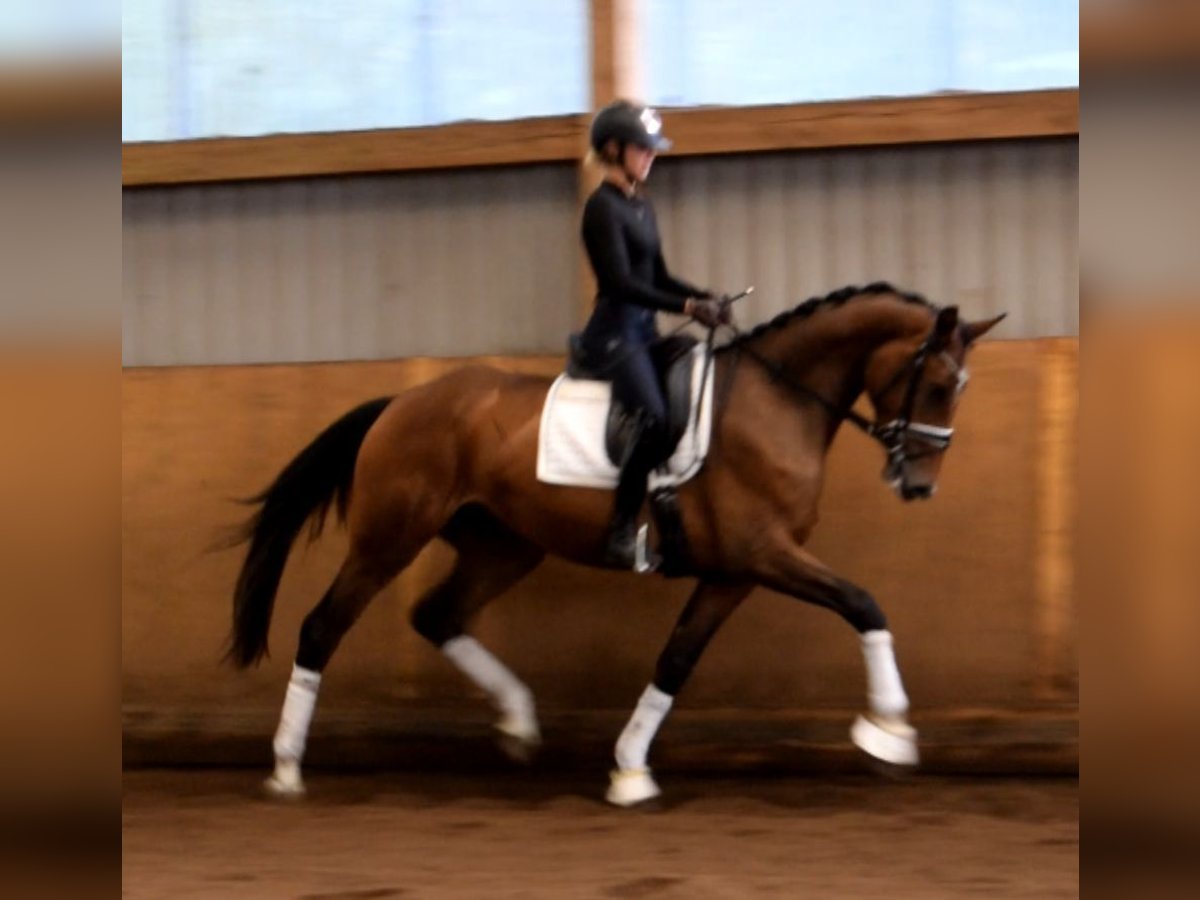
[757,543,919,767]
[606,580,752,806]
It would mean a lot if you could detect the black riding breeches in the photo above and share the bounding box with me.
[611,344,670,518]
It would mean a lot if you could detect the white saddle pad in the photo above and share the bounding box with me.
[536,344,715,490]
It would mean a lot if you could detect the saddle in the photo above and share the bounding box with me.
[567,332,701,468]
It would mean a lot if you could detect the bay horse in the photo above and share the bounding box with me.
[228,283,1004,805]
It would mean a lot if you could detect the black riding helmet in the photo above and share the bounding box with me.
[590,100,673,156]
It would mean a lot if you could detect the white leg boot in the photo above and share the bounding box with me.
[265,664,321,797]
[606,684,673,806]
[442,636,541,758]
[851,630,919,766]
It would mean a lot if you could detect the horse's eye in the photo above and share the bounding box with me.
[926,384,951,405]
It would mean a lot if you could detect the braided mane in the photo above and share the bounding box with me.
[721,282,933,351]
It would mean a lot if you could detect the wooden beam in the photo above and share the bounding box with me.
[0,63,120,128]
[1083,6,1200,72]
[122,89,1077,188]
[590,0,644,108]
[578,0,646,322]
[122,113,585,187]
[662,89,1079,157]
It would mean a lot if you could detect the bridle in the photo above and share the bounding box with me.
[720,310,963,479]
[865,326,961,482]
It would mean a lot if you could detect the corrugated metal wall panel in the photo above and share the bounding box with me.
[651,138,1078,339]
[122,165,580,366]
[122,138,1076,366]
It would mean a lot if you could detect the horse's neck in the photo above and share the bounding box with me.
[738,297,929,438]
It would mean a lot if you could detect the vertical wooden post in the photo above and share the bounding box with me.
[1034,339,1077,701]
[592,0,645,108]
[578,0,645,323]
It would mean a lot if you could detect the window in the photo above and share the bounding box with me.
[122,0,587,143]
[0,0,117,61]
[645,0,1077,108]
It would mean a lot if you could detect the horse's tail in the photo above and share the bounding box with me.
[226,396,393,669]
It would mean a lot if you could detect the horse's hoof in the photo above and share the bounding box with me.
[862,754,918,781]
[606,768,662,808]
[496,730,541,765]
[850,713,919,768]
[263,760,306,799]
[495,712,541,764]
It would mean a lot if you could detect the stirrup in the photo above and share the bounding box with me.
[604,523,660,573]
[649,487,692,577]
[633,524,660,573]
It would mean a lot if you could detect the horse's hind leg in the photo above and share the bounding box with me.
[410,505,545,759]
[266,535,424,797]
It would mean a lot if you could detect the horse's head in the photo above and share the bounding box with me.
[864,306,1006,501]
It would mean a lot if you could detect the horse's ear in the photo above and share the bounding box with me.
[932,306,959,348]
[961,312,1007,346]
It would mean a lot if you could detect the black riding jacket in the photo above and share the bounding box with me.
[579,181,707,351]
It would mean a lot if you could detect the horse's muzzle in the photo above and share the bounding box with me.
[899,482,935,501]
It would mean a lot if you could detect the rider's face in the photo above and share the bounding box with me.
[625,145,656,182]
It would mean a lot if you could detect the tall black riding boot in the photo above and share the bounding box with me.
[650,487,692,577]
[603,457,661,572]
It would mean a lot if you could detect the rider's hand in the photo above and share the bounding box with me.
[685,297,724,328]
[716,295,735,326]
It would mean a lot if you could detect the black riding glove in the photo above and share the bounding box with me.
[686,298,725,328]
